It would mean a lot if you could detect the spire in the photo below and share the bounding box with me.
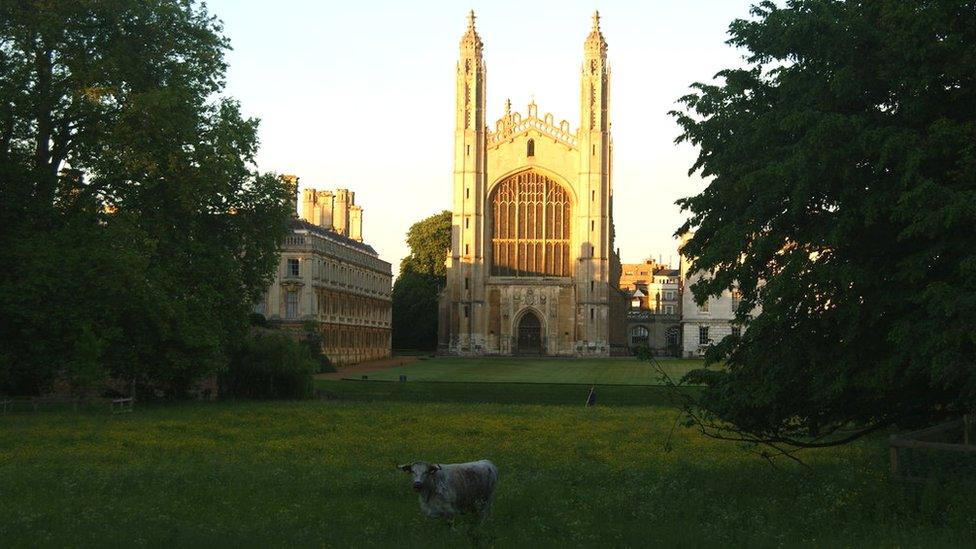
[460,10,483,53]
[504,98,511,115]
[585,10,607,57]
[456,9,485,131]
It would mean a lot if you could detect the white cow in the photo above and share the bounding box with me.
[397,459,499,521]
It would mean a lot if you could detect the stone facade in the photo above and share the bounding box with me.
[620,261,682,355]
[621,261,681,315]
[625,310,682,356]
[257,177,392,365]
[439,11,627,357]
[679,277,738,358]
[678,233,744,358]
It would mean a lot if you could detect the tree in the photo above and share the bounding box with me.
[391,210,451,350]
[400,210,452,277]
[670,0,976,450]
[0,1,292,395]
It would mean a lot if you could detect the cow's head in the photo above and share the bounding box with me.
[397,461,441,492]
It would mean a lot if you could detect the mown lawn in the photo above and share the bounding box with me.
[354,356,712,385]
[2,391,974,547]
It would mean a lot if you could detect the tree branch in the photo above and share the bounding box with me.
[644,351,892,462]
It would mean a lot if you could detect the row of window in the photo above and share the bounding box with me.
[315,289,391,324]
[629,299,676,315]
[629,326,681,347]
[285,256,390,296]
[277,288,392,323]
[319,324,390,351]
[698,325,742,345]
[632,325,743,348]
[635,290,678,300]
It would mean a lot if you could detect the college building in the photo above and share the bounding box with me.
[619,260,682,356]
[256,176,392,365]
[678,240,743,358]
[620,232,751,358]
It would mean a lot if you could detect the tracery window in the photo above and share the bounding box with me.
[490,171,571,277]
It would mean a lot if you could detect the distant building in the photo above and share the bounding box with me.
[678,233,744,358]
[255,176,392,365]
[620,260,681,355]
[619,241,747,358]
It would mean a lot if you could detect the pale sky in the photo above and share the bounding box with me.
[206,0,755,276]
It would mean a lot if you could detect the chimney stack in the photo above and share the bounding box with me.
[297,185,366,242]
[301,188,318,223]
[349,205,363,242]
[316,190,334,229]
[333,189,350,235]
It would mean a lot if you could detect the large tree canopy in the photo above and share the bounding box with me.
[391,210,451,351]
[400,210,452,278]
[0,0,292,395]
[672,0,976,448]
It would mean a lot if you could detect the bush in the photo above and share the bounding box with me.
[314,353,334,374]
[223,333,315,399]
[633,345,652,360]
[62,324,107,397]
[300,330,335,374]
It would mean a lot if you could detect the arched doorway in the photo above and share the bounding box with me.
[516,311,543,355]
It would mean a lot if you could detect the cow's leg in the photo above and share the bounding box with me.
[477,498,492,524]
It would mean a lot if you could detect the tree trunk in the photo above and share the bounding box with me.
[32,43,58,203]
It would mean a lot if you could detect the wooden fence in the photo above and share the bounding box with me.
[0,396,135,415]
[889,415,975,477]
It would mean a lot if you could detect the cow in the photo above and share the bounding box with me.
[397,459,499,522]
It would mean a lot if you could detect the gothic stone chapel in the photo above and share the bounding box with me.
[438,12,627,356]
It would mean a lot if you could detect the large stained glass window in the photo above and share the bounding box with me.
[490,170,571,277]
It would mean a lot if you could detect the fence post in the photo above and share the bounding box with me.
[889,435,900,476]
[965,414,972,446]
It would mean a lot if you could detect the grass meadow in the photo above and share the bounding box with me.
[355,356,712,385]
[3,382,976,547]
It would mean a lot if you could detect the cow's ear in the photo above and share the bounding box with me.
[397,463,411,472]
[428,464,441,472]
